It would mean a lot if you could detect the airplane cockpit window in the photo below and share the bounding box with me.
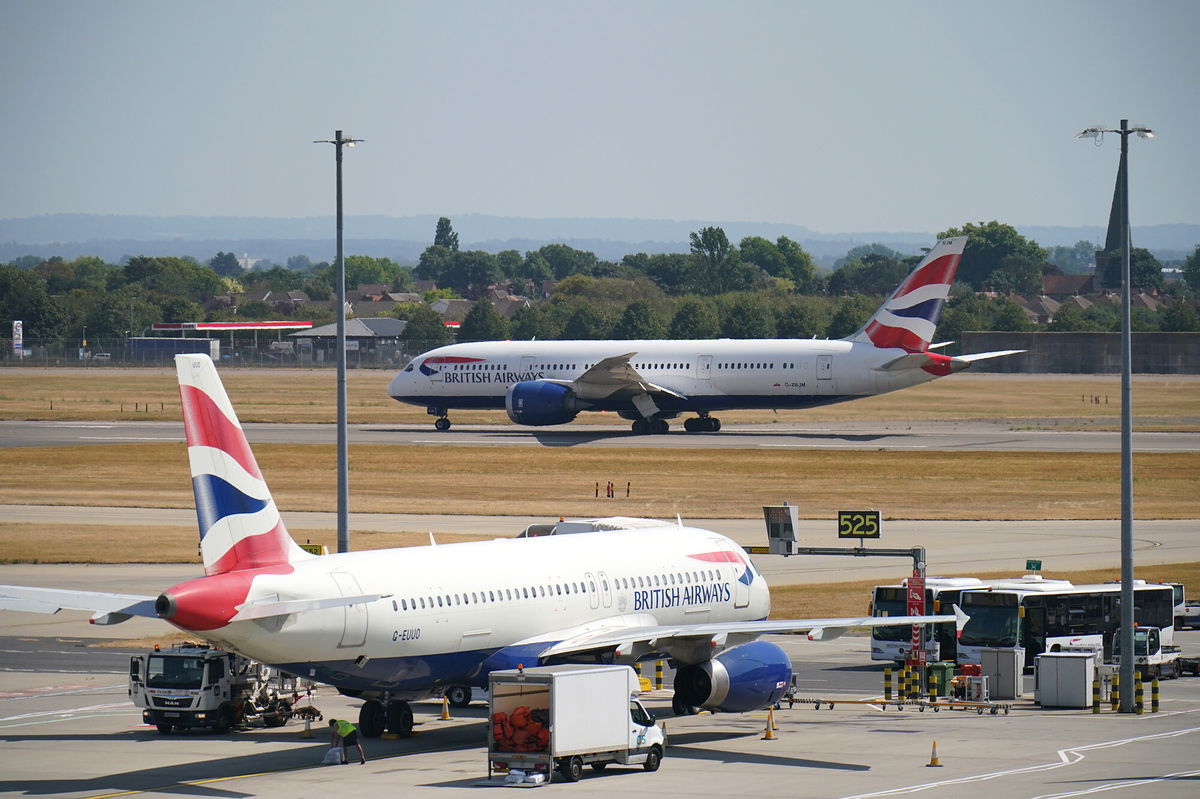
[403,363,414,372]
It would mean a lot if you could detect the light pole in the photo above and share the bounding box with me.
[1076,119,1153,712]
[315,130,364,554]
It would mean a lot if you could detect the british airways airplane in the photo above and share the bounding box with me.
[0,355,962,737]
[390,237,1020,432]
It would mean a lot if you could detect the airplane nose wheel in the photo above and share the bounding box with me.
[434,417,451,431]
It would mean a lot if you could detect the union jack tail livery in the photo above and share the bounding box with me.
[849,236,967,352]
[176,354,312,576]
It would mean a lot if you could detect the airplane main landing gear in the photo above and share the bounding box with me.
[631,418,669,435]
[358,698,414,737]
[683,414,721,432]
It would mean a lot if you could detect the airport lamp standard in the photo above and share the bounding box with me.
[315,130,364,554]
[1076,119,1152,713]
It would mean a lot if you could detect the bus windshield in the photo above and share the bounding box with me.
[959,599,1019,647]
[146,655,205,689]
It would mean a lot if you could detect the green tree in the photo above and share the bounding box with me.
[433,217,459,251]
[511,304,562,340]
[209,251,242,277]
[1130,247,1164,293]
[124,256,224,298]
[400,304,453,348]
[415,245,453,284]
[1047,303,1101,331]
[0,265,68,337]
[992,298,1036,331]
[538,243,598,280]
[457,298,510,342]
[1159,301,1199,332]
[612,299,668,340]
[690,226,744,295]
[720,295,775,338]
[443,250,501,298]
[937,221,1046,290]
[496,250,522,280]
[561,304,611,339]
[828,253,909,295]
[776,236,817,292]
[669,298,720,338]
[1182,246,1200,294]
[985,254,1044,296]
[826,295,875,338]
[775,301,824,338]
[518,252,554,286]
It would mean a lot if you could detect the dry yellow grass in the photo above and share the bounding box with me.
[1,443,1196,521]
[2,368,1198,429]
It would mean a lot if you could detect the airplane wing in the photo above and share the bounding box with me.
[565,352,687,415]
[0,584,159,626]
[537,610,965,663]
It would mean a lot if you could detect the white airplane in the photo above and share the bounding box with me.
[0,354,963,737]
[389,236,1022,432]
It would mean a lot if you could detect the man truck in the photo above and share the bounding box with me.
[487,664,665,783]
[129,642,301,734]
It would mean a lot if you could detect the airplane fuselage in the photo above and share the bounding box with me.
[388,337,938,416]
[164,523,770,699]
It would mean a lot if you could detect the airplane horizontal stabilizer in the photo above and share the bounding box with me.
[231,593,390,622]
[0,585,158,621]
[951,349,1025,363]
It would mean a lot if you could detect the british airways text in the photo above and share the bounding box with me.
[634,582,731,611]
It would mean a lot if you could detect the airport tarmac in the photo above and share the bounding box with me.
[2,418,1197,452]
[2,629,1198,799]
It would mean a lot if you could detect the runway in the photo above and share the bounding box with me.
[2,418,1197,452]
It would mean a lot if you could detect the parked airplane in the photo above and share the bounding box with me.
[0,355,963,737]
[390,236,1021,432]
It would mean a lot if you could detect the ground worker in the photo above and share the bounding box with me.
[328,718,366,765]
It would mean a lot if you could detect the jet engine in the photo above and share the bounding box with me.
[672,640,792,713]
[505,381,582,426]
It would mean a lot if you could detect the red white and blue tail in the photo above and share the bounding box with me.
[176,354,312,576]
[848,236,967,352]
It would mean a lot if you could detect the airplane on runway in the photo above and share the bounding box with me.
[389,236,1022,433]
[0,354,964,738]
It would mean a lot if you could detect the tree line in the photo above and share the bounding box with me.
[3,218,1198,348]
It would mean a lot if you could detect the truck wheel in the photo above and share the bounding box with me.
[643,745,662,772]
[156,724,173,735]
[263,713,288,728]
[214,704,234,733]
[560,756,584,782]
[446,685,472,707]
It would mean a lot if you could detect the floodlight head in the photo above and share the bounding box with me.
[1134,128,1155,139]
[1076,127,1102,140]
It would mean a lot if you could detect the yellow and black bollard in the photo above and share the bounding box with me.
[883,667,893,701]
[1151,677,1160,713]
[1111,671,1120,712]
[1134,674,1144,715]
[1092,678,1101,714]
[927,670,939,700]
[655,660,664,691]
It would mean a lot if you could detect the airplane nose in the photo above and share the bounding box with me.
[388,372,407,398]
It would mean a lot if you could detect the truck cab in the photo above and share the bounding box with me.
[1111,627,1182,680]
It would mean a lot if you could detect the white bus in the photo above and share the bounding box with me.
[956,577,1176,669]
[869,577,991,664]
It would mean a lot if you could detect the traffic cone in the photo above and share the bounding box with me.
[762,708,777,740]
[926,740,942,767]
[440,696,452,720]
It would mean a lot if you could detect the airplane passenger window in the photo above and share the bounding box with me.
[392,600,398,611]
[472,592,478,603]
[437,596,443,607]
[653,575,660,586]
[399,599,406,610]
[588,581,595,592]
[489,591,495,602]
[522,588,529,599]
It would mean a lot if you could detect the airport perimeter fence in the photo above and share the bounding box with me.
[0,337,423,369]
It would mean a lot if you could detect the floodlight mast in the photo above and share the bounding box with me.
[1076,119,1152,713]
[314,130,364,554]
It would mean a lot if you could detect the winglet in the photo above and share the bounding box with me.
[952,604,970,639]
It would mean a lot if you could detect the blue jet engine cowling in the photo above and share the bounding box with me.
[505,381,582,426]
[672,640,792,713]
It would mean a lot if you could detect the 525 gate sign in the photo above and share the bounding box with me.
[837,510,881,539]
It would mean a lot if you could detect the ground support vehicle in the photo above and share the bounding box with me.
[1179,602,1200,630]
[487,664,665,783]
[130,642,302,733]
[1112,627,1182,680]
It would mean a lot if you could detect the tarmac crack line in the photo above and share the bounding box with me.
[839,725,1200,799]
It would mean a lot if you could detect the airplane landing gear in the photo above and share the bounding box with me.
[631,418,669,435]
[434,417,451,431]
[684,414,721,432]
[358,698,414,737]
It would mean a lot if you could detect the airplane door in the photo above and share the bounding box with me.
[697,355,713,382]
[520,355,538,378]
[598,571,613,609]
[817,354,832,380]
[331,572,368,648]
[585,572,600,610]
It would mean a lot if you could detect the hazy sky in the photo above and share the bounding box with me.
[3,0,1197,233]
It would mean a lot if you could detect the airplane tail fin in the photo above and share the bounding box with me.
[176,354,313,576]
[847,236,967,352]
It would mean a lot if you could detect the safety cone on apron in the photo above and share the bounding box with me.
[927,740,943,767]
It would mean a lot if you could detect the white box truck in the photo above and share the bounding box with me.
[488,664,665,783]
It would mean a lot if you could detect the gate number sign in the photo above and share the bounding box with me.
[838,510,881,539]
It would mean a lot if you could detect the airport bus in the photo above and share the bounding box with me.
[869,577,991,664]
[956,577,1175,669]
